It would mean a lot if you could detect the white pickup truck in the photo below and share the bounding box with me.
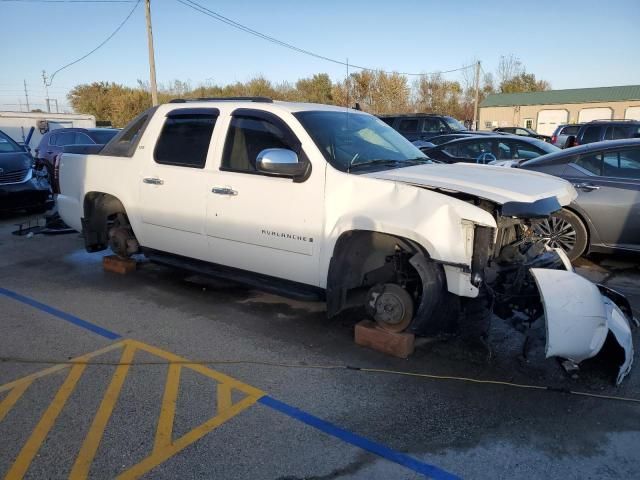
[58,98,634,383]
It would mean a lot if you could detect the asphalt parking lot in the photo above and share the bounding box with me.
[1,212,639,479]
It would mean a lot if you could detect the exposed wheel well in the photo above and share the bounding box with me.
[82,192,131,252]
[326,230,436,319]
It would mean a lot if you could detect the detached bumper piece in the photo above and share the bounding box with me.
[531,268,634,385]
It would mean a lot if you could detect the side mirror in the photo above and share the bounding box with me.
[256,148,307,177]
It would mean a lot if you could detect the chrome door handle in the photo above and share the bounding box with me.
[573,183,600,191]
[143,177,164,185]
[211,186,237,196]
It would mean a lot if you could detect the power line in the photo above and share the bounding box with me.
[176,0,474,77]
[1,1,135,3]
[45,0,141,86]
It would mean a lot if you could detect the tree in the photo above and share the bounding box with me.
[296,73,333,104]
[500,73,550,93]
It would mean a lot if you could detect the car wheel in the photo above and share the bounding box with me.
[533,208,588,261]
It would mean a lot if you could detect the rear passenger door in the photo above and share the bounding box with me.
[138,108,219,260]
[396,118,420,141]
[562,147,640,250]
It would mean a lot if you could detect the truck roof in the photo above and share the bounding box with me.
[162,99,363,115]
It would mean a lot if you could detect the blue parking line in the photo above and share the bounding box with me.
[0,287,121,340]
[1,287,458,478]
[259,396,460,480]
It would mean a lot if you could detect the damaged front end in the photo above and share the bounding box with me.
[473,198,635,385]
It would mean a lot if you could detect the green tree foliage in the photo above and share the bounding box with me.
[67,57,548,126]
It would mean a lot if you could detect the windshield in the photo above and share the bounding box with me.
[0,131,22,153]
[90,129,119,144]
[442,116,467,132]
[294,111,429,171]
[530,138,560,154]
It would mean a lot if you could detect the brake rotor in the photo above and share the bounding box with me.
[370,283,414,332]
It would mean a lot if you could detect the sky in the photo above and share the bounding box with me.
[1,0,639,112]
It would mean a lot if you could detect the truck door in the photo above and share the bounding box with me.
[138,108,219,260]
[205,109,325,286]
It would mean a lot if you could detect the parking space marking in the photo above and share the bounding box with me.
[1,287,460,479]
[1,339,264,480]
[0,287,120,340]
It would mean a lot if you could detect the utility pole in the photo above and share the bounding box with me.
[472,61,481,131]
[145,0,159,106]
[23,80,30,111]
[42,70,51,113]
[52,99,59,113]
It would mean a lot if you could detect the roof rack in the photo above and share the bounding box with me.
[587,118,638,123]
[169,96,273,103]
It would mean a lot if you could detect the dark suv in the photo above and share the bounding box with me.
[572,120,640,147]
[379,114,470,141]
[34,128,119,168]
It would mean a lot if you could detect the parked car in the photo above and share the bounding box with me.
[422,135,559,164]
[379,114,470,142]
[571,120,640,147]
[424,133,479,146]
[0,129,50,213]
[56,98,634,383]
[34,127,119,193]
[518,138,640,261]
[34,127,119,173]
[492,127,552,142]
[550,124,582,148]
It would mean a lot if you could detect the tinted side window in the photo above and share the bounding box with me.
[56,132,75,146]
[380,117,395,126]
[573,152,602,175]
[422,118,442,133]
[612,126,638,140]
[154,114,217,168]
[100,107,157,157]
[603,148,640,179]
[75,133,94,144]
[516,128,529,135]
[455,140,493,160]
[221,117,290,173]
[513,142,543,160]
[562,126,580,135]
[398,119,418,132]
[581,126,601,144]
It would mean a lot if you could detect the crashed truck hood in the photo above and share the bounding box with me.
[364,163,577,205]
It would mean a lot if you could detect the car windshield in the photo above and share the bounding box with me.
[442,116,467,132]
[0,131,22,153]
[90,129,119,144]
[529,138,560,154]
[294,111,430,171]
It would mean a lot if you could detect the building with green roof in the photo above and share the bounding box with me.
[479,85,640,136]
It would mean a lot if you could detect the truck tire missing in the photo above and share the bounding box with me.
[327,231,454,335]
[82,192,139,257]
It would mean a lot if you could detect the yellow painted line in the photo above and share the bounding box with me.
[1,338,265,480]
[69,342,136,480]
[0,380,33,423]
[217,383,232,413]
[153,364,181,453]
[127,339,264,398]
[0,342,124,394]
[4,364,87,480]
[117,394,260,480]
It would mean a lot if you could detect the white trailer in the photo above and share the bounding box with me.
[0,111,96,150]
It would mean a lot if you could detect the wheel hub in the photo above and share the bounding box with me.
[369,284,414,332]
